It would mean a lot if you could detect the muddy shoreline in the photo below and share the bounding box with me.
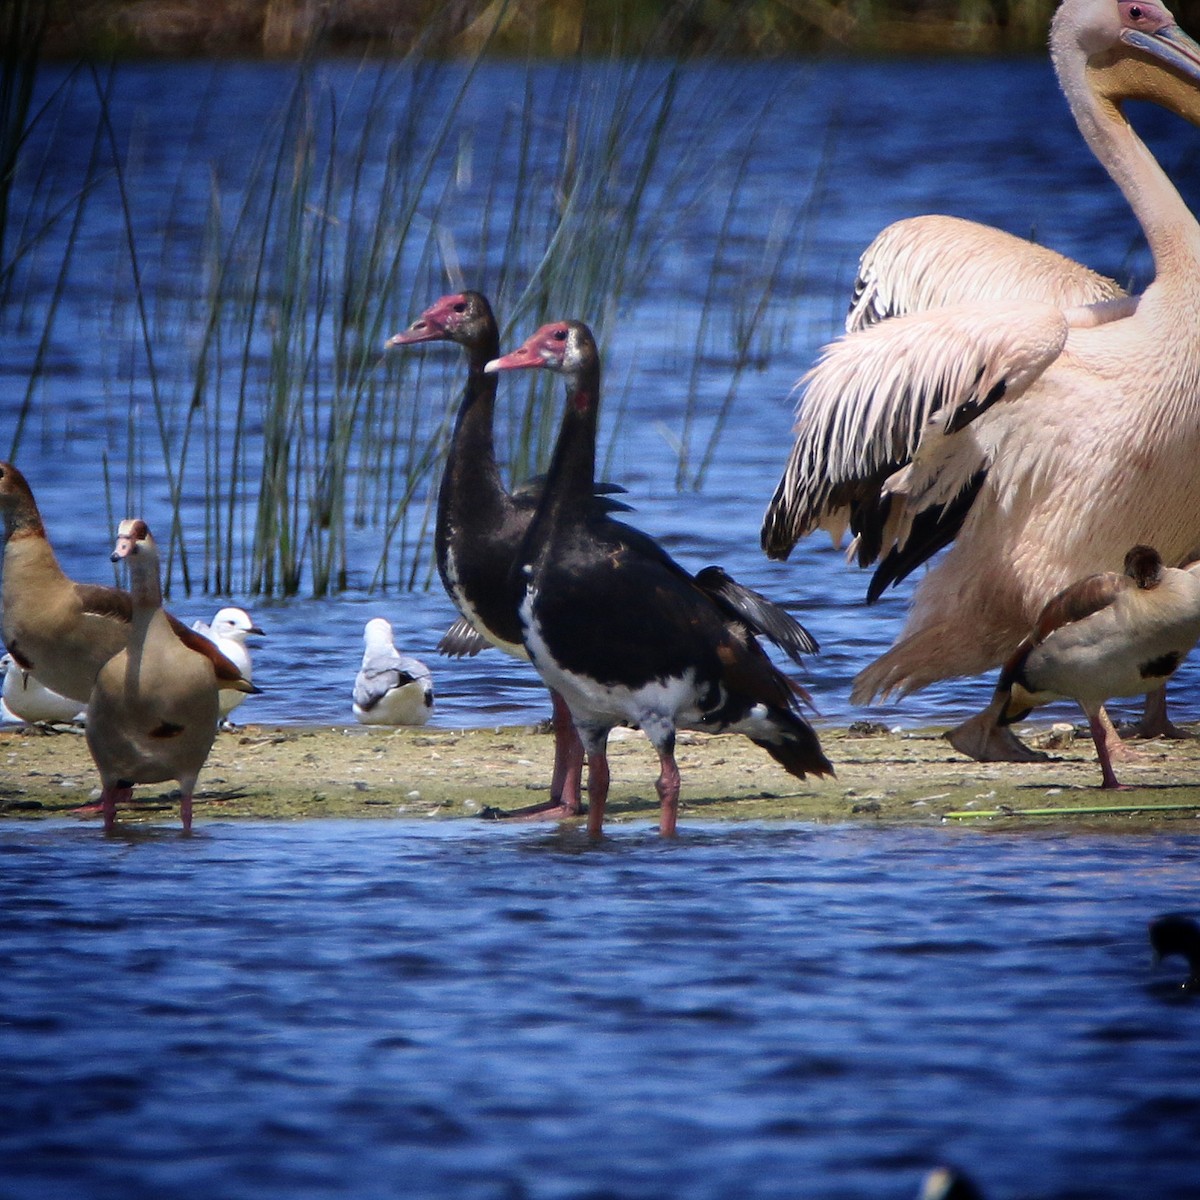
[5,718,1200,832]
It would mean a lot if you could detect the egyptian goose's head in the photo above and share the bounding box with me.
[110,518,156,565]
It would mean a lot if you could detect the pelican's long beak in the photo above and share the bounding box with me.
[1122,21,1200,85]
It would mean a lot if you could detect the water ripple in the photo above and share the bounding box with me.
[4,821,1197,1197]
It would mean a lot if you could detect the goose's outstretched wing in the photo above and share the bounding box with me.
[437,617,491,658]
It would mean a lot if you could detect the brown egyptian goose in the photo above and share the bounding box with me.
[984,545,1200,789]
[86,519,256,832]
[1,462,134,702]
[0,462,251,706]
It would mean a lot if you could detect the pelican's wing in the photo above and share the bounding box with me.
[761,300,1069,569]
[847,215,1125,332]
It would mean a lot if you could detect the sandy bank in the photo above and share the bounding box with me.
[5,719,1200,832]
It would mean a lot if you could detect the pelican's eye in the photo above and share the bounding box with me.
[1119,0,1167,27]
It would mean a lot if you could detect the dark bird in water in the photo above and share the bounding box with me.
[1149,913,1200,989]
[917,1165,986,1200]
[390,293,821,826]
[387,291,627,819]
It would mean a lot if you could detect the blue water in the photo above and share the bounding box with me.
[6,57,1200,734]
[1,820,1198,1199]
[5,55,1200,1200]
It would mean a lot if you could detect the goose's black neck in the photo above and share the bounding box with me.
[528,361,601,545]
[439,325,507,524]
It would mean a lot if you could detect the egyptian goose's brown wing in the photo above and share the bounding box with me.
[1026,571,1128,647]
[170,620,260,693]
[995,571,1128,720]
[74,582,134,623]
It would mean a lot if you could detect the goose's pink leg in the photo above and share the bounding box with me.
[586,751,609,839]
[485,692,586,821]
[656,750,681,837]
[1088,708,1129,790]
[548,691,585,814]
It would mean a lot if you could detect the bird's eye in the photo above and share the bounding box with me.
[453,303,466,313]
[1129,3,1142,16]
[553,329,568,341]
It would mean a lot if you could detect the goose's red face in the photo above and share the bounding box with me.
[484,322,571,374]
[387,292,484,347]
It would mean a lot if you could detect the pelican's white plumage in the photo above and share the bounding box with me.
[785,300,1069,549]
[762,0,1200,757]
[846,213,1127,334]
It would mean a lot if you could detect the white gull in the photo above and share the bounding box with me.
[352,618,434,726]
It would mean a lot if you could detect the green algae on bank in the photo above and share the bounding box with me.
[3,721,1200,830]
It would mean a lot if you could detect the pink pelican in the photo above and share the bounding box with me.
[761,0,1200,762]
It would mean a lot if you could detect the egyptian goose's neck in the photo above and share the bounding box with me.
[126,544,164,612]
[2,495,47,543]
[1,500,66,600]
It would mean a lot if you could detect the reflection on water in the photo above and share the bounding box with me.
[0,821,1198,1199]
